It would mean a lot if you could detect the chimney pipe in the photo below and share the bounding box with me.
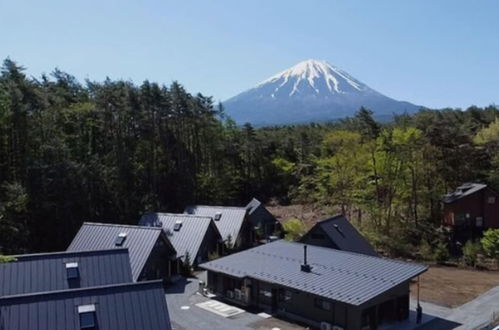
[301,245,312,272]
[304,245,308,265]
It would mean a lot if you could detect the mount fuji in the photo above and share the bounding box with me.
[223,59,421,126]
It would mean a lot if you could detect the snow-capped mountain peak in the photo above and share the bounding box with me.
[223,59,421,126]
[258,59,366,96]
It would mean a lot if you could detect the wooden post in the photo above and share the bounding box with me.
[416,276,422,324]
[417,276,420,305]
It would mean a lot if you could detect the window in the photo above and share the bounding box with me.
[488,196,496,204]
[476,217,483,227]
[314,298,332,311]
[173,220,182,231]
[115,232,127,246]
[78,304,96,329]
[279,289,292,302]
[65,262,79,279]
[214,212,222,221]
[259,289,272,298]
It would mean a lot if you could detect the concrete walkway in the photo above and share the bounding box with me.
[411,285,499,330]
[448,285,499,329]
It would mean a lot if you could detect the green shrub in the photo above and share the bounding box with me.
[481,229,499,261]
[434,242,449,264]
[419,239,433,261]
[282,218,306,241]
[462,240,481,267]
[208,250,220,261]
[0,255,15,263]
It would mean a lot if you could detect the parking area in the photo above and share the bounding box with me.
[165,272,308,330]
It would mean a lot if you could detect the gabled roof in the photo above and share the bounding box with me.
[200,240,427,306]
[246,198,262,215]
[0,280,171,330]
[0,249,132,297]
[302,215,378,256]
[67,222,176,281]
[184,205,247,245]
[139,213,222,263]
[245,198,278,226]
[442,182,488,203]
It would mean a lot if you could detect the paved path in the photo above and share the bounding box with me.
[411,285,499,330]
[448,285,499,329]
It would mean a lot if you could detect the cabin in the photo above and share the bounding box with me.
[245,198,281,241]
[300,215,378,256]
[184,205,252,249]
[442,182,499,241]
[139,213,224,266]
[200,240,427,330]
[67,222,178,282]
[0,280,172,330]
[0,249,132,296]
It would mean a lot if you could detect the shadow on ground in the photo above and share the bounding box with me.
[416,317,461,330]
[165,277,192,294]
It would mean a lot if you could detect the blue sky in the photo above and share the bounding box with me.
[1,0,498,108]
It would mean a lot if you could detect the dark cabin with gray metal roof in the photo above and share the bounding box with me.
[184,205,253,249]
[0,280,172,330]
[0,249,132,297]
[442,182,499,242]
[300,215,378,256]
[139,213,223,266]
[67,222,179,282]
[200,240,427,330]
[246,198,282,241]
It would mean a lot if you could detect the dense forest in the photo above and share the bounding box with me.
[1,58,499,258]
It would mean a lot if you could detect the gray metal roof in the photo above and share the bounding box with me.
[200,240,427,306]
[0,280,171,330]
[302,215,378,256]
[67,222,176,281]
[139,213,222,262]
[184,205,247,245]
[245,198,278,227]
[442,182,488,203]
[246,198,262,215]
[0,249,132,297]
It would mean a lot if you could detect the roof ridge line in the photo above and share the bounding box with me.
[0,280,164,301]
[148,213,214,220]
[185,205,247,210]
[316,214,345,224]
[9,248,129,259]
[82,222,163,230]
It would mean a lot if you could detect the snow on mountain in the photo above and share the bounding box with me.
[223,59,421,126]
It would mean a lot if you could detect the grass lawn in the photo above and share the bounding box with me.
[410,265,499,307]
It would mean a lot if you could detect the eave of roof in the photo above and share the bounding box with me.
[200,240,427,306]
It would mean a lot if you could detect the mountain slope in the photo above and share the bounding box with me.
[223,59,421,126]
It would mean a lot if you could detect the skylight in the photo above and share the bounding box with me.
[78,304,96,329]
[173,220,182,231]
[214,212,222,221]
[115,232,127,246]
[65,262,79,279]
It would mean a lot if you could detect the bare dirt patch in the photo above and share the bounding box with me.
[266,202,337,226]
[411,265,499,308]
